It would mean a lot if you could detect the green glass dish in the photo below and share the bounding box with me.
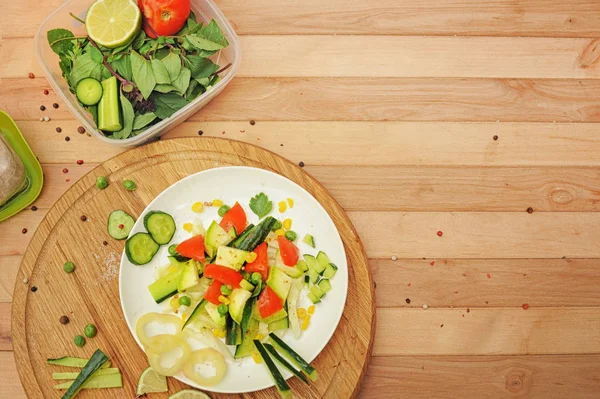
[0,110,44,222]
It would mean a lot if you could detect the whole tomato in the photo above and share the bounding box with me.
[138,0,191,38]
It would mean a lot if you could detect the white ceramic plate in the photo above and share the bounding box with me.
[119,166,348,393]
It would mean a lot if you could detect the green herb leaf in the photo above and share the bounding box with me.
[88,44,103,64]
[111,54,132,81]
[130,50,156,99]
[171,67,191,95]
[185,79,198,98]
[132,112,157,130]
[114,93,135,139]
[161,52,182,82]
[185,35,224,51]
[132,31,147,50]
[69,53,103,88]
[153,84,177,93]
[47,28,75,55]
[151,92,189,119]
[249,193,273,219]
[101,65,112,80]
[194,77,210,87]
[151,59,170,84]
[184,56,219,79]
[199,20,229,48]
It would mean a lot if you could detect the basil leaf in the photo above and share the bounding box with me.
[184,56,218,79]
[171,67,191,96]
[130,50,156,99]
[154,84,177,93]
[185,35,224,51]
[154,48,170,60]
[114,93,135,139]
[185,79,198,98]
[161,52,181,82]
[47,28,75,55]
[111,54,132,81]
[151,92,189,119]
[199,20,229,48]
[132,112,157,130]
[88,45,103,64]
[69,53,103,87]
[194,77,210,87]
[151,59,170,84]
[101,66,112,80]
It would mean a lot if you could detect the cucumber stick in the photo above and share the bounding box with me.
[254,340,292,399]
[61,349,109,399]
[54,373,122,390]
[264,343,309,384]
[47,357,111,369]
[268,333,318,381]
[98,76,122,132]
[53,368,120,380]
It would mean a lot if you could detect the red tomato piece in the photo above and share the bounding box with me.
[175,235,205,262]
[257,286,284,319]
[219,202,247,235]
[277,236,299,266]
[204,280,223,305]
[204,264,243,288]
[245,242,269,281]
[138,0,191,38]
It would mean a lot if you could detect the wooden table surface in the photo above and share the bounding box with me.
[2,1,600,398]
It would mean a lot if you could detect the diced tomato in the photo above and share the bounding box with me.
[257,286,284,319]
[245,242,269,281]
[277,236,299,266]
[204,264,243,288]
[204,280,223,305]
[219,202,247,235]
[175,235,205,262]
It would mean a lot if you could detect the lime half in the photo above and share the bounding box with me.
[136,366,168,395]
[169,390,211,399]
[85,0,141,48]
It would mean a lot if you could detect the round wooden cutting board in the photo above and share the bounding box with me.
[11,138,375,398]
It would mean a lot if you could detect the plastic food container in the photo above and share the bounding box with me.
[35,0,240,147]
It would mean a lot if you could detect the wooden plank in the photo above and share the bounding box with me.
[0,304,12,351]
[4,0,600,38]
[0,257,20,303]
[373,258,600,307]
[374,308,600,356]
[352,212,600,259]
[14,120,600,166]
[360,354,600,398]
[0,353,25,399]
[5,77,600,122]
[24,163,600,212]
[4,210,600,258]
[7,36,600,79]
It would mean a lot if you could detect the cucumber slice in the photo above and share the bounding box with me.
[98,76,122,132]
[125,232,159,265]
[46,357,111,368]
[143,211,176,245]
[296,260,309,272]
[240,279,255,292]
[225,316,240,346]
[307,292,321,304]
[318,278,332,294]
[229,224,254,248]
[229,288,252,324]
[310,285,325,298]
[315,252,329,274]
[322,263,338,279]
[216,246,250,271]
[107,210,135,240]
[61,349,109,398]
[268,333,318,382]
[76,77,103,106]
[54,372,122,390]
[148,268,181,303]
[307,267,319,284]
[53,368,120,380]
[241,298,256,333]
[177,260,201,292]
[302,234,315,248]
[268,317,289,331]
[182,299,207,330]
[264,343,309,384]
[235,318,259,359]
[254,341,292,398]
[235,217,277,252]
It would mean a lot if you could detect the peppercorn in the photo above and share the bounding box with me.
[65,136,70,142]
[437,231,443,237]
[77,126,85,134]
[76,160,83,165]
[22,228,27,234]
[43,89,49,95]
[527,207,533,214]
[80,215,87,221]
[40,105,46,111]
[298,161,305,167]
[198,130,203,135]
[31,206,37,211]
[493,135,499,141]
[53,103,59,109]
[406,298,411,304]
[56,127,62,133]
[28,72,35,79]
[103,241,108,246]
[31,286,37,292]
[249,120,256,125]
[59,316,70,325]
[62,168,68,173]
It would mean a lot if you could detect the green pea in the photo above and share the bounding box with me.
[168,244,178,256]
[271,220,282,231]
[217,304,228,315]
[178,296,191,307]
[123,179,136,191]
[84,324,97,338]
[63,261,75,274]
[284,230,297,241]
[74,335,86,347]
[220,285,232,295]
[95,176,108,190]
[218,205,231,217]
[251,272,262,285]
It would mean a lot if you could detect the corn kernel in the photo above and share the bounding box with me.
[191,202,204,213]
[183,222,193,233]
[297,308,307,319]
[212,199,224,207]
[275,229,286,236]
[170,296,180,310]
[308,305,315,315]
[246,252,258,263]
[255,333,264,341]
[251,351,263,364]
[301,317,310,330]
[218,295,230,305]
[218,329,226,338]
[283,219,292,230]
[278,201,287,213]
[287,198,294,208]
[182,313,189,322]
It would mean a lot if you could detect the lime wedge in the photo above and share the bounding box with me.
[136,366,168,395]
[169,390,212,399]
[85,0,141,49]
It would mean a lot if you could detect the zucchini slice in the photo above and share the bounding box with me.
[143,211,176,245]
[107,210,135,240]
[254,340,292,398]
[235,217,277,252]
[61,349,109,399]
[229,224,255,248]
[264,343,309,384]
[182,299,207,330]
[268,333,318,381]
[125,232,160,265]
